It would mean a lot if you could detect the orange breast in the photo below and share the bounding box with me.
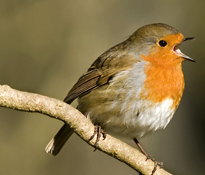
[140,50,185,109]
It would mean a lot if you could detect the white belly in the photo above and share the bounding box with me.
[101,98,175,139]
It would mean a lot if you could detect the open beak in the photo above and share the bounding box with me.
[173,37,195,62]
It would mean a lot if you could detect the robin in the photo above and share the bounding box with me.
[45,23,195,172]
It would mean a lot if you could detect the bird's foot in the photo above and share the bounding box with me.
[134,138,163,175]
[145,155,163,175]
[89,125,106,151]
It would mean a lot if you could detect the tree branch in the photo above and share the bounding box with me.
[0,85,172,175]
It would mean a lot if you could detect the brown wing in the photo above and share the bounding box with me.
[63,69,102,104]
[63,68,124,104]
[63,42,119,104]
[64,41,139,104]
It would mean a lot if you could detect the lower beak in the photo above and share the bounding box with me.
[174,47,195,62]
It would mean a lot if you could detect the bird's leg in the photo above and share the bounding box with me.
[133,138,163,175]
[89,125,107,151]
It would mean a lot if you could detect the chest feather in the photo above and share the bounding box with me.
[140,61,185,109]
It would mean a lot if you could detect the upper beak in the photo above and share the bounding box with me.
[173,37,195,62]
[183,37,196,42]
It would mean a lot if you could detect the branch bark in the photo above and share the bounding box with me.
[0,85,172,175]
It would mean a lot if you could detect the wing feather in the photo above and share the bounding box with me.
[64,69,102,104]
[64,42,139,104]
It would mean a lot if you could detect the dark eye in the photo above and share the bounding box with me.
[158,40,167,47]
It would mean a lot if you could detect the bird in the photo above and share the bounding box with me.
[45,23,194,172]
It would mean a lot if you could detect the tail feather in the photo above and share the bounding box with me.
[45,124,74,156]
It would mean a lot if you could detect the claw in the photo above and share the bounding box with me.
[89,125,106,151]
[145,156,163,175]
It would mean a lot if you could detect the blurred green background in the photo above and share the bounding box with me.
[0,0,204,175]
